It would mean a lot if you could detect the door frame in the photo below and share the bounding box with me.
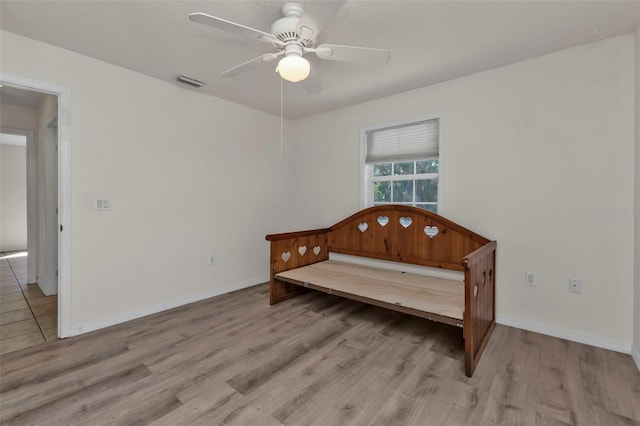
[0,72,72,338]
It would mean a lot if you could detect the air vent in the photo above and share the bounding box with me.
[177,75,205,88]
[275,31,313,47]
[276,31,298,43]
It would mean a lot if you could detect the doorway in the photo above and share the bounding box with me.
[1,87,59,352]
[0,72,72,344]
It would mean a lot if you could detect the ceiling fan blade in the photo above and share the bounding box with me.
[296,0,346,41]
[314,44,391,65]
[189,12,281,45]
[222,52,282,77]
[301,69,322,94]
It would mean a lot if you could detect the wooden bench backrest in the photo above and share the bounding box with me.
[328,205,489,271]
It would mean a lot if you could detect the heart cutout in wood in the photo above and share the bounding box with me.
[281,251,291,263]
[298,246,307,256]
[357,222,368,232]
[313,246,321,256]
[399,217,413,228]
[424,225,439,238]
[377,215,389,227]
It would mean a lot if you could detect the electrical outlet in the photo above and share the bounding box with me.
[568,279,581,294]
[208,256,216,266]
[525,272,536,286]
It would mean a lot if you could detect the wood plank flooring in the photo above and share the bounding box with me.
[0,253,58,355]
[0,284,638,425]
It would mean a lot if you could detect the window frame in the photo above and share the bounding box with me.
[360,114,445,214]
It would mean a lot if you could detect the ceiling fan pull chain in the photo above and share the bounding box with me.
[280,76,284,160]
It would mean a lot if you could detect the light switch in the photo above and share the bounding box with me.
[96,198,111,211]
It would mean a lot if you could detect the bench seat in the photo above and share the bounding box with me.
[276,260,464,327]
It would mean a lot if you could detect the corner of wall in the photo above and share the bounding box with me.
[633,342,640,371]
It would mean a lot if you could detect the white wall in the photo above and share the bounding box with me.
[633,25,640,368]
[0,143,27,251]
[292,35,635,350]
[0,103,37,252]
[1,30,295,332]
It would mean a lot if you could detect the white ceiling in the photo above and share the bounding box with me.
[1,1,638,119]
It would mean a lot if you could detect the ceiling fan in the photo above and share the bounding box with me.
[188,1,390,90]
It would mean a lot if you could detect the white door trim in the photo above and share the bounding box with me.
[0,72,72,338]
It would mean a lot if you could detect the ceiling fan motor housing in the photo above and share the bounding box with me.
[271,2,313,47]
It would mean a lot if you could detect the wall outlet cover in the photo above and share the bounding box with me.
[568,279,582,294]
[525,272,536,286]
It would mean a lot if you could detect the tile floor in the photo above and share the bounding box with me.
[0,252,57,355]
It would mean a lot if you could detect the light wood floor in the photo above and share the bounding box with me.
[1,284,638,425]
[0,253,58,355]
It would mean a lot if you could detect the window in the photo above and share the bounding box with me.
[362,117,442,213]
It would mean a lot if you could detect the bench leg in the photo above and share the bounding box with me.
[270,278,307,305]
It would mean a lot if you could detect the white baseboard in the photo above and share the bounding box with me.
[71,276,268,336]
[496,314,631,354]
[632,343,640,372]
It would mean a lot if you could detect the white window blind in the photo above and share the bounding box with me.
[365,118,439,164]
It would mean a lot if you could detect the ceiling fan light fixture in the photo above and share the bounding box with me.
[276,54,310,83]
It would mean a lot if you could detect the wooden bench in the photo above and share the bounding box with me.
[266,205,497,377]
